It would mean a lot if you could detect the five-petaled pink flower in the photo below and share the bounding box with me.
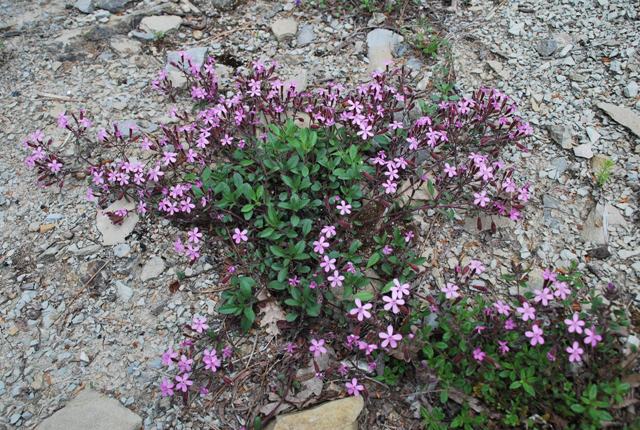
[469,260,485,274]
[336,200,352,215]
[160,378,174,397]
[379,325,402,349]
[313,236,330,254]
[321,225,336,238]
[391,279,410,299]
[383,294,405,314]
[349,298,372,321]
[553,281,571,300]
[48,159,62,173]
[473,190,490,207]
[441,282,460,299]
[533,288,554,306]
[161,347,178,367]
[472,348,486,362]
[516,302,536,321]
[187,227,203,243]
[346,378,364,396]
[564,313,585,334]
[584,326,602,348]
[328,270,345,288]
[191,316,209,333]
[566,341,584,363]
[232,228,248,244]
[309,338,327,357]
[175,373,193,392]
[320,255,336,272]
[493,300,511,316]
[525,324,544,346]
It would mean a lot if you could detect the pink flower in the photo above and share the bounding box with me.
[382,179,397,194]
[321,225,336,238]
[346,378,364,396]
[553,281,570,300]
[232,228,248,244]
[162,151,177,166]
[498,341,510,355]
[336,200,352,215]
[284,343,297,354]
[533,288,554,306]
[391,279,410,299]
[404,231,414,243]
[187,227,203,243]
[566,341,584,363]
[493,300,511,316]
[175,373,193,392]
[564,313,585,334]
[57,112,68,128]
[160,378,174,397]
[472,348,486,362]
[191,316,209,333]
[468,260,485,274]
[473,190,490,207]
[161,347,178,367]
[382,245,393,255]
[382,294,404,314]
[349,299,372,321]
[309,338,327,357]
[320,255,337,272]
[379,325,402,349]
[48,159,63,173]
[313,236,330,254]
[504,318,516,330]
[328,270,345,288]
[441,282,460,299]
[444,163,457,177]
[584,326,602,348]
[525,324,544,346]
[542,268,557,282]
[178,355,193,373]
[516,302,536,321]
[203,349,221,372]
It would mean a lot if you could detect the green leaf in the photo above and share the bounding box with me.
[285,312,298,322]
[439,389,448,404]
[241,203,254,213]
[522,383,535,396]
[301,219,312,236]
[258,227,275,239]
[238,276,255,298]
[366,252,381,268]
[218,304,239,315]
[354,291,374,301]
[201,166,212,183]
[509,381,522,389]
[268,280,286,290]
[243,306,256,323]
[291,215,300,227]
[570,404,585,413]
[269,245,287,258]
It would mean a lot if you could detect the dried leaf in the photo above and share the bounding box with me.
[258,301,286,336]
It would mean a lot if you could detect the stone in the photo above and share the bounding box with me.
[95,198,139,246]
[265,396,364,430]
[547,125,573,149]
[586,126,600,144]
[68,243,102,256]
[366,28,404,72]
[115,281,133,302]
[573,143,593,159]
[623,81,638,98]
[74,0,94,13]
[535,38,557,57]
[271,18,298,42]
[113,243,131,258]
[464,215,516,232]
[139,16,183,35]
[110,36,141,56]
[131,31,155,41]
[508,21,524,36]
[140,256,165,281]
[597,102,640,137]
[581,203,627,244]
[94,0,132,13]
[36,389,141,430]
[590,154,610,173]
[297,24,315,47]
[209,0,237,10]
[487,60,510,80]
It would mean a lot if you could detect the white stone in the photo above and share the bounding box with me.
[36,389,141,430]
[366,28,404,72]
[139,15,182,35]
[140,256,165,281]
[573,143,593,159]
[110,36,141,55]
[623,81,638,98]
[271,18,298,42]
[598,102,640,137]
[115,281,133,302]
[95,198,139,246]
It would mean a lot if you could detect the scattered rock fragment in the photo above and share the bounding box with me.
[36,389,141,430]
[113,243,131,258]
[95,198,139,246]
[115,281,133,302]
[623,81,638,98]
[573,143,593,159]
[74,0,94,14]
[547,124,573,149]
[508,21,524,36]
[271,18,298,42]
[94,0,132,12]
[140,256,165,281]
[265,396,364,430]
[597,102,640,137]
[581,203,627,245]
[535,38,557,57]
[110,36,141,56]
[139,15,183,35]
[209,0,238,10]
[297,24,315,47]
[366,28,404,72]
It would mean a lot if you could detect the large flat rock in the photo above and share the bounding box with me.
[37,389,142,430]
[265,396,364,430]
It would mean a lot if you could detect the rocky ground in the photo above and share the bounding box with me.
[0,0,638,429]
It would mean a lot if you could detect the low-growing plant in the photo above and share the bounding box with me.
[22,52,637,429]
[595,158,615,188]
